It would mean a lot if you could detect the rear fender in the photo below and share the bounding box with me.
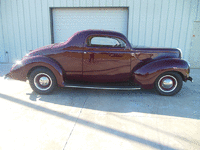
[133,58,190,89]
[9,56,65,87]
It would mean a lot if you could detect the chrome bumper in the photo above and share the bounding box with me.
[187,76,193,82]
[4,73,12,80]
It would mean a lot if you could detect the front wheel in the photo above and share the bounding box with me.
[29,67,57,94]
[154,72,183,96]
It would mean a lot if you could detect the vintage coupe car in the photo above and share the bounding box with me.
[6,29,193,95]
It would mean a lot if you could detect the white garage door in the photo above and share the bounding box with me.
[52,8,128,43]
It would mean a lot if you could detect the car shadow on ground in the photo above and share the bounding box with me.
[0,91,182,150]
[27,83,199,120]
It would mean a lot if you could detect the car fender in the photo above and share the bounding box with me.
[9,55,65,87]
[133,58,190,89]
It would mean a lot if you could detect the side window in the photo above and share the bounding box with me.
[88,36,126,48]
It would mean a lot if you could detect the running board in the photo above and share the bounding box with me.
[63,83,141,91]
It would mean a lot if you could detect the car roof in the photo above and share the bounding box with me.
[65,29,129,48]
[76,29,126,38]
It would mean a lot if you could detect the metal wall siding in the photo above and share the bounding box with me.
[132,0,140,45]
[35,0,44,48]
[99,0,106,6]
[17,0,27,58]
[197,0,200,20]
[171,0,184,48]
[0,0,4,62]
[165,0,176,47]
[23,0,33,51]
[120,0,127,6]
[0,0,199,63]
[113,0,120,6]
[127,0,133,42]
[6,0,15,62]
[11,0,21,60]
[60,0,67,6]
[138,0,147,46]
[41,0,50,47]
[29,0,38,51]
[151,0,162,47]
[185,0,199,60]
[158,0,168,47]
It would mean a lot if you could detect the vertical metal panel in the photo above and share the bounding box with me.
[158,0,169,47]
[106,0,113,6]
[113,0,120,6]
[41,0,51,46]
[60,0,67,6]
[131,0,141,45]
[185,0,198,61]
[53,0,61,7]
[80,0,87,7]
[48,0,54,7]
[189,21,200,68]
[0,1,5,62]
[165,0,177,47]
[87,0,93,6]
[171,0,184,48]
[23,0,33,52]
[127,0,134,42]
[16,0,27,57]
[93,0,100,6]
[35,0,44,48]
[179,0,193,57]
[99,0,106,6]
[138,0,148,46]
[5,0,16,62]
[120,0,127,6]
[29,0,38,50]
[145,0,156,47]
[74,0,80,7]
[197,0,200,20]
[11,0,22,60]
[67,0,74,7]
[151,0,162,47]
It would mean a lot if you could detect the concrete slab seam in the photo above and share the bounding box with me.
[62,97,88,150]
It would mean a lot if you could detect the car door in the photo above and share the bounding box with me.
[83,35,131,82]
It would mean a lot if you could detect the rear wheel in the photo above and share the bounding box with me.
[154,72,182,96]
[29,67,57,94]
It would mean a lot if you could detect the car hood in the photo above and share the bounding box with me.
[28,42,66,57]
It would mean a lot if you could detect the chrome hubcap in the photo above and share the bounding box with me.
[158,75,177,93]
[162,78,173,89]
[39,77,49,86]
[34,73,52,91]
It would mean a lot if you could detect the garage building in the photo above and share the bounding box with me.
[0,0,200,68]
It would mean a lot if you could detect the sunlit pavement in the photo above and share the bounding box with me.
[0,64,199,150]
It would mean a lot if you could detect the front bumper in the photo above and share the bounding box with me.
[4,73,12,80]
[187,76,193,82]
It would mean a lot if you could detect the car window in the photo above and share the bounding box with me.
[88,36,126,48]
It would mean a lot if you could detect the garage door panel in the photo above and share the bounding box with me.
[52,8,128,43]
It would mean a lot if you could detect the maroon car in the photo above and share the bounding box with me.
[6,29,193,96]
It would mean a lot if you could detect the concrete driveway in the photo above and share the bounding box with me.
[0,64,199,150]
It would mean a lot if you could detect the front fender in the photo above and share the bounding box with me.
[133,58,190,89]
[8,56,65,87]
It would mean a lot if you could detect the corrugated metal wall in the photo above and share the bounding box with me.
[0,0,200,64]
